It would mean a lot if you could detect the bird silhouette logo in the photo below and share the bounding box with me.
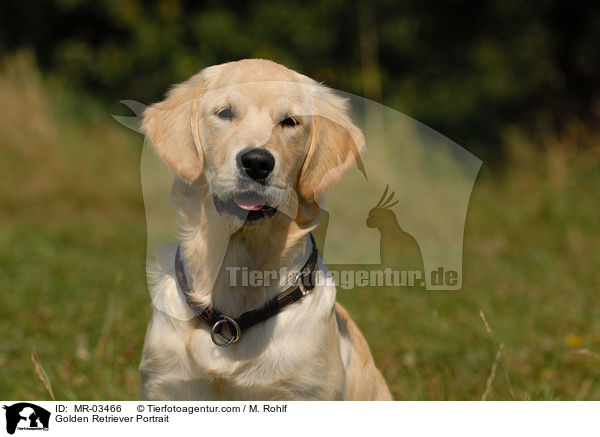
[366,185,424,273]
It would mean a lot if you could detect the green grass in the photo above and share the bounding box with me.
[1,54,599,400]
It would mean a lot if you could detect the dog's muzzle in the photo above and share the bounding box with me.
[213,192,278,224]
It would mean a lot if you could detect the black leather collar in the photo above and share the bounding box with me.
[174,234,319,347]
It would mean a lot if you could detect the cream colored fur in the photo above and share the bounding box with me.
[139,59,392,400]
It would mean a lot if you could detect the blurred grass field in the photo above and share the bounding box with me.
[1,54,599,400]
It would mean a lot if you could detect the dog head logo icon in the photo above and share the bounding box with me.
[3,403,50,435]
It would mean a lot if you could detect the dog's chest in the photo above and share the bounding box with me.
[174,311,344,400]
[141,269,345,400]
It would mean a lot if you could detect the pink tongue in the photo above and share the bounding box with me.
[234,196,265,211]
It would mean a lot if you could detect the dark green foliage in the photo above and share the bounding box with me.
[1,0,599,160]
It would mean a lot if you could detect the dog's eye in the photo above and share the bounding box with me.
[280,116,299,127]
[216,108,234,120]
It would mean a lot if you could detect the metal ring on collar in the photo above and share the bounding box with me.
[210,315,241,347]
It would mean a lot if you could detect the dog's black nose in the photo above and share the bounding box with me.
[239,148,275,183]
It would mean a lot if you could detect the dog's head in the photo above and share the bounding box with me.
[142,59,364,228]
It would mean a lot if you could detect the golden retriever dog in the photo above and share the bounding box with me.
[139,59,392,400]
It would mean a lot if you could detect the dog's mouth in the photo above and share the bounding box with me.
[213,192,278,224]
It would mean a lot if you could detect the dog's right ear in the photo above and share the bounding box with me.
[142,74,205,183]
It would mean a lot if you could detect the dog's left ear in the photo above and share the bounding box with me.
[298,86,365,201]
[142,74,205,183]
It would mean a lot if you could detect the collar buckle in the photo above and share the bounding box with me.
[294,268,313,296]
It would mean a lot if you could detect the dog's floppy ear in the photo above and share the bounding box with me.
[298,86,365,200]
[142,74,205,183]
